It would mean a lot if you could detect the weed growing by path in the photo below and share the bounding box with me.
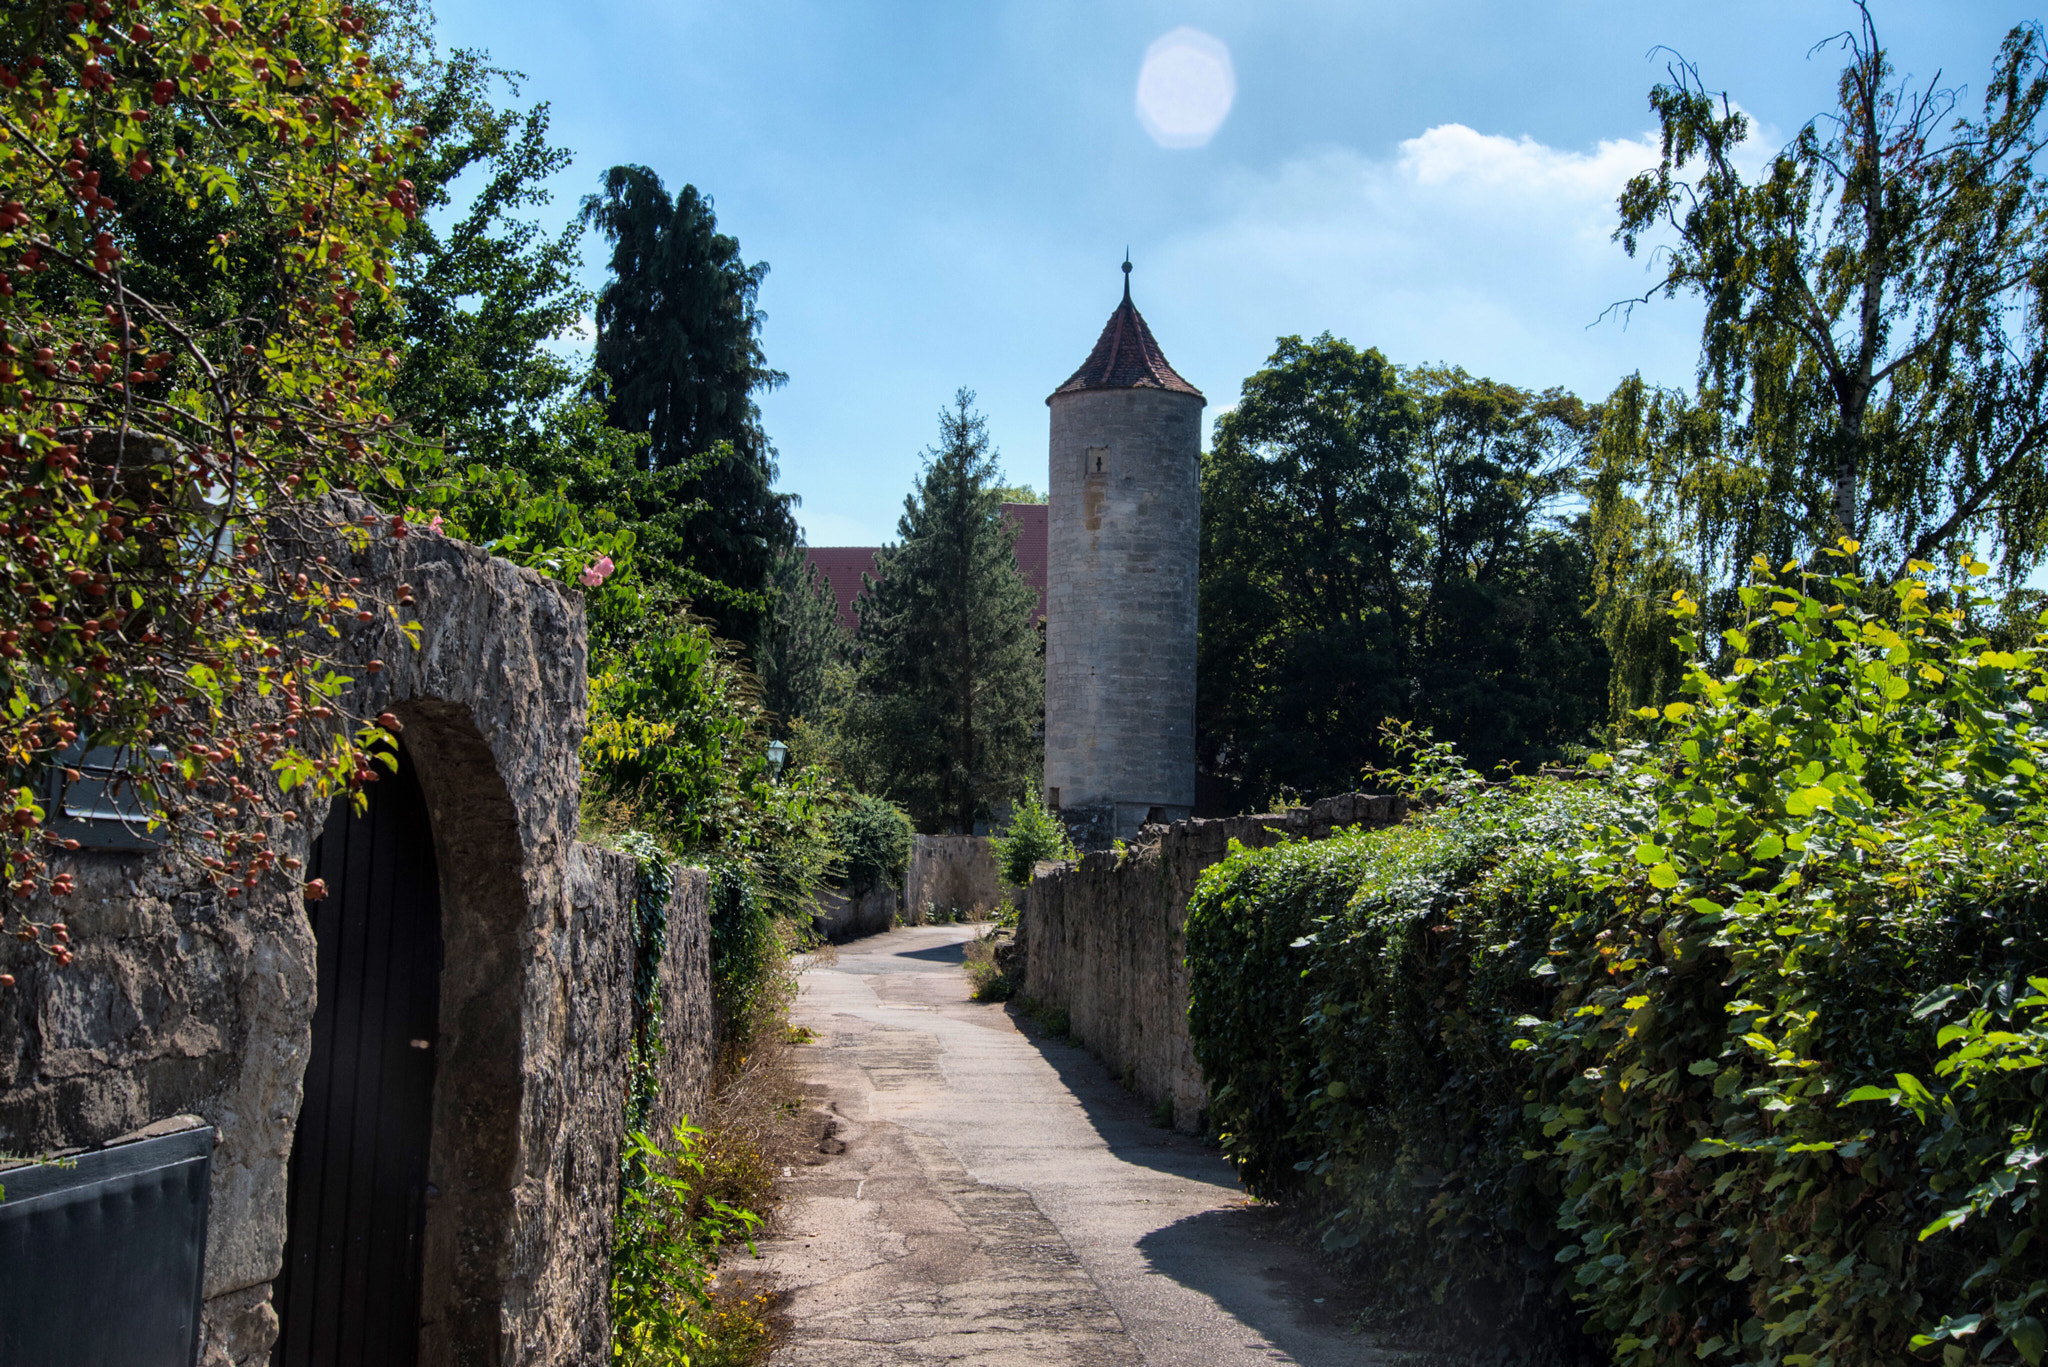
[962,931,1014,1001]
[611,1124,763,1367]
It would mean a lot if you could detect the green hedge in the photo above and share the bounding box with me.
[1187,559,2048,1367]
[829,792,913,896]
[1189,777,1630,1348]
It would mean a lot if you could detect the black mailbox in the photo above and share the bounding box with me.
[0,1123,213,1366]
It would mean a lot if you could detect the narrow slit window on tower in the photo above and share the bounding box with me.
[1083,445,1109,480]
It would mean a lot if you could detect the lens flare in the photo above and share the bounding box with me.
[1135,27,1236,149]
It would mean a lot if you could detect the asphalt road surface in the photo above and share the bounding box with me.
[750,921,1381,1366]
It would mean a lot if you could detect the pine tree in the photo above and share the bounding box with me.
[759,543,851,728]
[580,165,796,643]
[849,392,1043,833]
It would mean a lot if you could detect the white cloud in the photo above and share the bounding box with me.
[1156,123,1715,405]
[1399,124,1662,201]
[558,313,596,345]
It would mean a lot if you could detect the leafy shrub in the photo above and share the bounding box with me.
[991,790,1076,886]
[1187,774,1628,1347]
[707,860,793,1048]
[1530,555,2048,1367]
[829,793,913,895]
[611,1123,764,1366]
[1186,553,2048,1367]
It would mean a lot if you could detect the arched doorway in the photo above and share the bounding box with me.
[273,747,444,1367]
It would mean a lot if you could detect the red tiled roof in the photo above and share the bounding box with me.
[806,502,1049,634]
[805,546,879,634]
[1005,503,1047,625]
[1048,290,1204,403]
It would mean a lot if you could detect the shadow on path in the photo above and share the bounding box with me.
[999,1003,1243,1186]
[890,939,970,965]
[1137,1207,1372,1361]
[1000,1004,1375,1359]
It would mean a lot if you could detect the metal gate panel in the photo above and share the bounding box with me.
[0,1124,213,1366]
[273,748,443,1367]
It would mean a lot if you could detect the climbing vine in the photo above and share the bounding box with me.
[619,827,672,1136]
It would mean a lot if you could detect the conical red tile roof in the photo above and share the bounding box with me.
[1048,288,1204,404]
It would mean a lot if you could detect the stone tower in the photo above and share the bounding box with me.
[1043,262,1205,847]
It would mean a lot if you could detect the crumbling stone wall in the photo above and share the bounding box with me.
[1020,792,1407,1132]
[905,834,1001,919]
[0,503,716,1366]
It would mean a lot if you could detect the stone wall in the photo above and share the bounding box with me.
[812,882,901,943]
[651,869,715,1139]
[1020,792,1407,1132]
[0,502,717,1366]
[905,834,1001,919]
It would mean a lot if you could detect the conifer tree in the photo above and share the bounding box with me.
[848,392,1043,833]
[759,543,851,728]
[580,166,796,643]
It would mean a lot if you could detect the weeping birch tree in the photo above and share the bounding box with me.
[1596,5,2048,590]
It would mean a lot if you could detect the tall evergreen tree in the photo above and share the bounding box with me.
[759,543,851,728]
[847,392,1043,833]
[580,166,796,642]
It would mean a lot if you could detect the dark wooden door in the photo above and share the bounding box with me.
[273,747,443,1367]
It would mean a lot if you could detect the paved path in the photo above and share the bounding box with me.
[751,922,1379,1366]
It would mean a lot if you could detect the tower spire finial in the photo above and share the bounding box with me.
[1122,249,1132,304]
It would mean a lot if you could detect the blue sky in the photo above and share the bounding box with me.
[430,0,2036,547]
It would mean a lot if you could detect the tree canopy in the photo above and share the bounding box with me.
[581,166,794,644]
[1199,335,1606,806]
[1601,5,2048,589]
[757,540,849,730]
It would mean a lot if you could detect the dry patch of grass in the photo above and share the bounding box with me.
[674,938,831,1363]
[962,929,1015,1002]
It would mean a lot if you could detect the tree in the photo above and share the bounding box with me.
[844,391,1041,833]
[1604,5,2048,585]
[757,541,849,728]
[1407,366,1609,767]
[1199,337,1606,807]
[380,48,589,471]
[1201,335,1418,802]
[581,167,795,643]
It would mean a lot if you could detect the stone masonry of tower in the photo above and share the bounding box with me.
[1043,271,1205,848]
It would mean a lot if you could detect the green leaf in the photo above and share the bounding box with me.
[1648,863,1680,889]
[1784,785,1835,816]
[1840,1085,1896,1104]
[2015,1321,2045,1367]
